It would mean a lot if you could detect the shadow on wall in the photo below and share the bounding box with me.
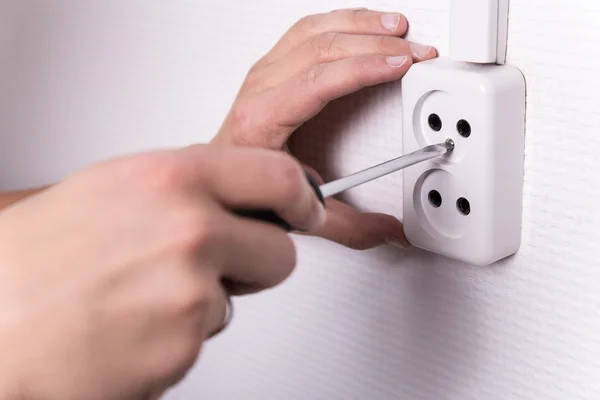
[404,251,484,398]
[289,83,485,398]
[288,86,368,178]
[288,81,397,208]
[351,245,486,398]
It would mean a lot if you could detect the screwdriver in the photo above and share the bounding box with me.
[234,139,455,231]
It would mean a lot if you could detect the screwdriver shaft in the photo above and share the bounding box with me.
[319,141,453,199]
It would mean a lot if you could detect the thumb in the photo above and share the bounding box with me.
[301,165,410,250]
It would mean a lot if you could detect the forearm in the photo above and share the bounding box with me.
[0,187,48,211]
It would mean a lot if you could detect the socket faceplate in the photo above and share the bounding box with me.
[402,58,526,266]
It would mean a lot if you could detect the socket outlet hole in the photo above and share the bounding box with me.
[428,190,442,207]
[457,198,471,215]
[457,119,471,138]
[428,113,442,131]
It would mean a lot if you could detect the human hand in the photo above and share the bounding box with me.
[0,145,324,400]
[211,8,437,250]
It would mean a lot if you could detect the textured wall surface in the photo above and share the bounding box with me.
[1,1,599,399]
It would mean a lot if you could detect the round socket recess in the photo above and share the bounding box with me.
[412,90,471,164]
[413,169,472,239]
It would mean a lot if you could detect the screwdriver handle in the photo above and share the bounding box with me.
[233,171,325,232]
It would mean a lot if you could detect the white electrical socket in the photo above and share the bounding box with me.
[402,58,526,266]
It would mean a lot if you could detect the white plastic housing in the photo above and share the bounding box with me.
[449,0,509,64]
[402,58,526,266]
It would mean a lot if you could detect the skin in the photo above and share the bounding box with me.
[0,146,325,400]
[0,187,46,210]
[0,8,436,400]
[212,8,437,249]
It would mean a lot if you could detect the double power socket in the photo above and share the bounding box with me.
[402,58,526,266]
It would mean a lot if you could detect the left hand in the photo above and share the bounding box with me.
[211,8,437,250]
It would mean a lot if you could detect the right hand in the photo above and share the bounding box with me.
[0,144,325,400]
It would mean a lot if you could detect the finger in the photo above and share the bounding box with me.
[179,146,326,232]
[145,388,167,400]
[204,284,230,339]
[216,210,298,293]
[312,198,410,250]
[141,276,228,396]
[262,9,409,65]
[255,33,435,90]
[296,165,409,250]
[234,53,413,149]
[221,279,266,297]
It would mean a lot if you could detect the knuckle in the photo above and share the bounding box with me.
[145,339,200,386]
[313,32,340,61]
[247,60,264,77]
[293,14,315,32]
[349,56,371,88]
[353,55,370,75]
[377,35,397,51]
[228,99,281,149]
[228,100,276,148]
[129,153,186,192]
[148,274,213,378]
[290,13,324,41]
[168,273,216,317]
[172,335,202,372]
[303,63,327,87]
[228,99,259,146]
[173,208,224,253]
[348,8,363,29]
[229,99,252,133]
[331,7,368,13]
[157,333,202,380]
[243,60,267,89]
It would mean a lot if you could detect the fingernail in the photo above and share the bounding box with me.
[410,42,434,59]
[385,237,405,249]
[386,55,409,68]
[381,14,401,31]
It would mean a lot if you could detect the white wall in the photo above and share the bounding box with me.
[1,1,599,399]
